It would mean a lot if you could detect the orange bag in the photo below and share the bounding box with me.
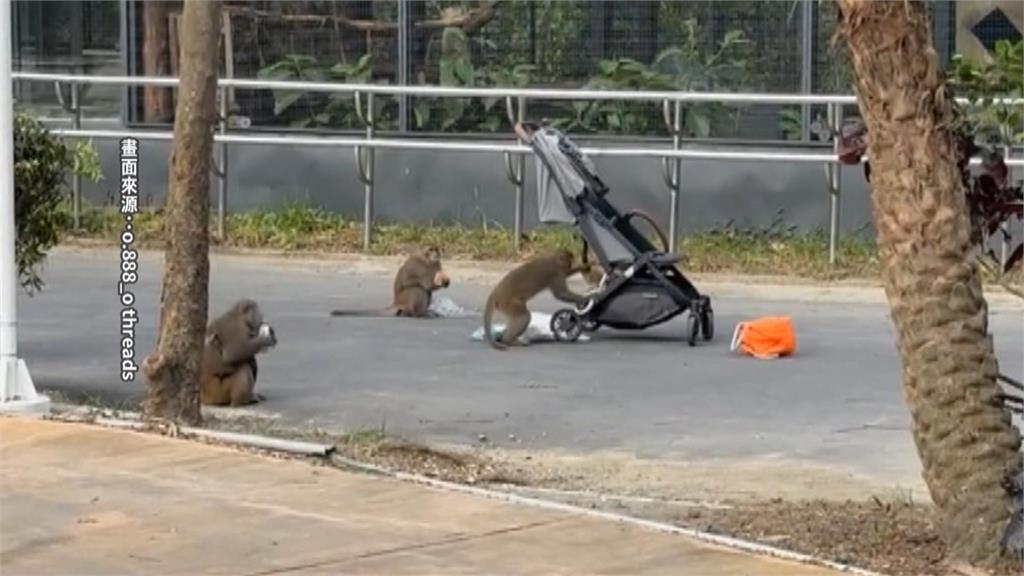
[730,316,797,359]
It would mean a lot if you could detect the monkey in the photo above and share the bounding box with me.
[579,261,605,289]
[200,299,277,407]
[482,248,592,350]
[330,246,451,318]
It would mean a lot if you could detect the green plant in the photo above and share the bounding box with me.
[14,114,102,293]
[949,39,1023,145]
[257,53,391,129]
[414,25,536,133]
[553,19,755,137]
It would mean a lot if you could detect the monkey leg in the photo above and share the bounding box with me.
[226,364,259,407]
[396,287,431,317]
[499,302,531,347]
[200,375,231,406]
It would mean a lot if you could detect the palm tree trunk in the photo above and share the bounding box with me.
[837,0,1021,569]
[141,0,221,425]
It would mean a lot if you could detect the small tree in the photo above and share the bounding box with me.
[14,114,101,294]
[141,0,222,424]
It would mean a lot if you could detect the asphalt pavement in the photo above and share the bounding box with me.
[17,246,1024,496]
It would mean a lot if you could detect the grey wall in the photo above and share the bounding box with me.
[82,135,876,238]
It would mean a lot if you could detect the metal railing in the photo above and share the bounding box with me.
[13,71,1024,260]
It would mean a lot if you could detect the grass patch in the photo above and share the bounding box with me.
[64,201,1023,283]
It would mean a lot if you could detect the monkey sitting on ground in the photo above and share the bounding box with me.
[483,248,591,350]
[201,299,277,407]
[330,246,451,318]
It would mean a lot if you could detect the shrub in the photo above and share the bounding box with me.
[13,114,101,294]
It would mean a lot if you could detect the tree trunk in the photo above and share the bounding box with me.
[141,0,221,425]
[836,0,1022,568]
[142,1,173,122]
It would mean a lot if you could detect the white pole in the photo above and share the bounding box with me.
[0,0,49,414]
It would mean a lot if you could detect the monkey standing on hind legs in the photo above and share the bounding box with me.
[482,248,592,350]
[200,299,277,407]
[330,246,451,318]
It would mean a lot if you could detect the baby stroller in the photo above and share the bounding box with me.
[514,122,714,346]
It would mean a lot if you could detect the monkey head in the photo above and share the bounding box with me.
[552,248,577,272]
[234,299,264,331]
[422,246,450,289]
[422,246,442,264]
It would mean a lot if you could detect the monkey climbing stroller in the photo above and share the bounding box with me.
[514,122,714,346]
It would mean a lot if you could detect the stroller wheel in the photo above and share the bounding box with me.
[701,303,714,341]
[686,312,700,347]
[551,309,583,343]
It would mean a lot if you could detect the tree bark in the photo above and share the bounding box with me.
[141,0,221,425]
[142,1,173,122]
[836,0,1022,568]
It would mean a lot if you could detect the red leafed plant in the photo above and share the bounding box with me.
[836,118,1023,274]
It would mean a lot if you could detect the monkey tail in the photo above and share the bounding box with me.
[482,292,506,350]
[329,306,400,318]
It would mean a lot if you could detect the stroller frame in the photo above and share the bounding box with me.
[515,122,714,346]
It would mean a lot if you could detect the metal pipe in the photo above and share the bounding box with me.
[667,100,682,247]
[799,0,813,143]
[0,0,18,362]
[217,88,228,241]
[44,128,1024,167]
[363,93,375,251]
[397,0,409,133]
[53,81,83,229]
[504,96,527,251]
[14,71,1024,107]
[1,0,46,411]
[71,83,82,230]
[827,103,843,265]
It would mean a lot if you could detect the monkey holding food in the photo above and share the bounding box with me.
[200,299,277,407]
[482,248,591,350]
[330,246,451,318]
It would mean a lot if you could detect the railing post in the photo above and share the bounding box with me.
[71,83,82,230]
[216,87,229,241]
[826,102,843,265]
[660,99,683,249]
[354,91,376,251]
[504,96,527,251]
[55,81,83,230]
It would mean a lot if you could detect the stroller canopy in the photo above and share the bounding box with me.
[524,126,599,225]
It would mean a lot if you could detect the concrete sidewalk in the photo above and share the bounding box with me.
[0,417,847,576]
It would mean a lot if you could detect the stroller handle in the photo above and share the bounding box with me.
[514,121,541,142]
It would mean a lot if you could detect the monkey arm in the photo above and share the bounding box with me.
[220,335,274,365]
[550,280,590,307]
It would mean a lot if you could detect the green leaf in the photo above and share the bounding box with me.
[441,99,466,130]
[685,111,711,138]
[479,115,501,132]
[413,101,431,128]
[454,60,474,85]
[273,91,305,116]
[722,30,746,47]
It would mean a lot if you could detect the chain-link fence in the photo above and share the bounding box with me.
[12,1,1010,142]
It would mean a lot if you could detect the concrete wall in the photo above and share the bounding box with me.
[82,135,876,238]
